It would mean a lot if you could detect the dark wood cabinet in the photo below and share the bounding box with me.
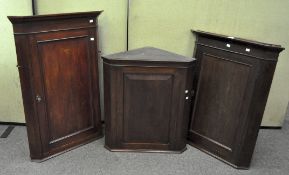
[103,47,195,152]
[8,11,103,161]
[188,30,284,169]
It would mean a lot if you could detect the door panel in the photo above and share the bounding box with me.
[31,29,101,154]
[123,73,173,144]
[115,67,186,150]
[38,36,93,143]
[189,52,254,159]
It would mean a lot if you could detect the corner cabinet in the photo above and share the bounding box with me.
[8,11,103,161]
[103,47,195,153]
[188,30,284,169]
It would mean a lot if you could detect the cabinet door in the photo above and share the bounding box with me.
[30,29,102,158]
[108,66,188,151]
[188,46,258,165]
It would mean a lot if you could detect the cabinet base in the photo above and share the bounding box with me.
[187,141,249,170]
[104,145,187,154]
[31,134,104,162]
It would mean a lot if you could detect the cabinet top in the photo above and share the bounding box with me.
[8,11,102,23]
[102,47,195,66]
[192,30,284,52]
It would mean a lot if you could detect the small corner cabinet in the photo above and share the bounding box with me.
[188,30,285,169]
[8,11,103,161]
[103,47,195,153]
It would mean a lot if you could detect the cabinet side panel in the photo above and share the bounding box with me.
[171,67,194,150]
[14,35,43,159]
[88,27,102,129]
[181,65,195,146]
[104,64,124,149]
[237,60,277,167]
[103,63,113,146]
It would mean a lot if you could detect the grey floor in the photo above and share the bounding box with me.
[1,116,289,175]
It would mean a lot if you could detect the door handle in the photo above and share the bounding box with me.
[36,95,42,102]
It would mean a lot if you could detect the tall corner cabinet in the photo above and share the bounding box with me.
[188,30,285,169]
[8,11,103,161]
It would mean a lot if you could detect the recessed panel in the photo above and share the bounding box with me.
[192,54,251,150]
[123,73,173,144]
[38,37,93,143]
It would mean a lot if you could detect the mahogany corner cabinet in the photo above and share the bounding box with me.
[8,11,103,161]
[103,47,195,153]
[188,30,284,169]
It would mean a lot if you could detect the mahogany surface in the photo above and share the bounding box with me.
[188,30,284,169]
[103,47,195,153]
[8,11,103,161]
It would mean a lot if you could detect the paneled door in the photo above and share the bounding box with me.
[188,30,284,169]
[121,67,179,150]
[189,51,256,163]
[31,29,102,158]
[9,11,103,161]
[103,47,195,153]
